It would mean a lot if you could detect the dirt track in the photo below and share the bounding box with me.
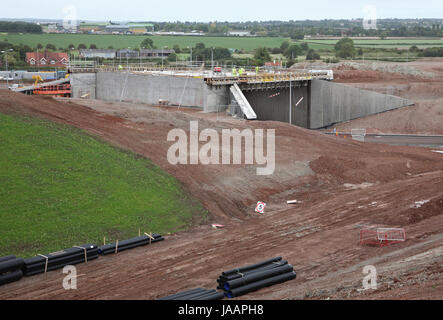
[0,67,442,299]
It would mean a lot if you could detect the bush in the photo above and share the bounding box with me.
[306,49,320,60]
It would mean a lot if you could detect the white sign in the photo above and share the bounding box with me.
[255,201,266,214]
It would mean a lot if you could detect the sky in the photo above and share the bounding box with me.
[1,0,443,22]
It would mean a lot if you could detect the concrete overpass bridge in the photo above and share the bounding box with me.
[69,66,413,129]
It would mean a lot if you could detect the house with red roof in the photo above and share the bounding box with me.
[26,51,69,67]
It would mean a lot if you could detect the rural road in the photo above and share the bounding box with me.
[326,133,443,148]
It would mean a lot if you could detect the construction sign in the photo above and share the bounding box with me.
[255,201,266,214]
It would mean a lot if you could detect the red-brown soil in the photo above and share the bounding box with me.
[0,86,441,300]
[330,58,443,135]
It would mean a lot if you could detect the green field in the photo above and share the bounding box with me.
[0,113,208,258]
[0,33,289,51]
[301,38,443,49]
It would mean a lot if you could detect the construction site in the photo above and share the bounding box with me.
[0,56,442,300]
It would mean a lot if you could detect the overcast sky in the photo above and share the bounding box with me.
[2,0,442,22]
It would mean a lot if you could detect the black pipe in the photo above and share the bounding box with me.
[24,249,98,270]
[23,254,99,276]
[195,291,225,301]
[0,258,25,274]
[218,260,288,282]
[159,288,207,300]
[221,257,282,276]
[0,255,16,264]
[0,270,23,286]
[23,244,97,266]
[98,234,163,255]
[22,244,98,276]
[224,264,294,291]
[226,271,296,298]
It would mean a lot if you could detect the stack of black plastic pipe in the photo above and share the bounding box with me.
[98,234,164,255]
[0,256,24,286]
[159,288,224,300]
[22,244,99,276]
[217,257,296,298]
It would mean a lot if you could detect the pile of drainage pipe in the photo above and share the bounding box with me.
[159,288,224,301]
[159,256,296,300]
[0,256,24,286]
[23,244,99,276]
[98,234,164,255]
[0,233,164,287]
[217,256,296,298]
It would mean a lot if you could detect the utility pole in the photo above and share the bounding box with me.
[211,47,214,72]
[289,77,292,125]
[1,49,13,88]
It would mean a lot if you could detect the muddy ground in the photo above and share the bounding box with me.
[0,60,442,300]
[329,58,443,135]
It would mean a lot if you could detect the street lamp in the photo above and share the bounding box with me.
[127,47,131,69]
[187,46,192,68]
[162,46,167,69]
[1,48,13,88]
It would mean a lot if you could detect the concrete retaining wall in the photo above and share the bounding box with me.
[310,79,414,129]
[96,72,207,108]
[244,85,310,128]
[71,73,97,99]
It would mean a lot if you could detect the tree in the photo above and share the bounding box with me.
[68,44,76,50]
[173,44,181,53]
[289,30,304,40]
[89,44,97,49]
[140,38,154,49]
[254,46,271,65]
[335,37,355,59]
[284,44,302,59]
[280,41,290,51]
[300,42,309,51]
[306,49,320,60]
[195,42,205,50]
[36,43,43,50]
[45,43,57,51]
[167,52,177,62]
[78,43,87,50]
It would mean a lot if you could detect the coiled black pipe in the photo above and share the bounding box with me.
[226,271,296,298]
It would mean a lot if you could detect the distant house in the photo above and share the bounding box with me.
[140,49,175,58]
[105,24,130,34]
[80,49,116,59]
[227,30,251,37]
[26,51,69,67]
[116,49,139,59]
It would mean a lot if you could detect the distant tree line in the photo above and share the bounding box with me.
[0,21,42,33]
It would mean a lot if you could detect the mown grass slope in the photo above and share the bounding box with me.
[0,113,208,258]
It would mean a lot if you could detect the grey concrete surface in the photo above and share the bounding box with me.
[310,79,414,129]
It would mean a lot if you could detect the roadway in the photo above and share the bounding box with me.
[325,132,443,149]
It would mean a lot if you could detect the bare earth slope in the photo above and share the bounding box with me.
[0,91,441,299]
[331,58,443,135]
